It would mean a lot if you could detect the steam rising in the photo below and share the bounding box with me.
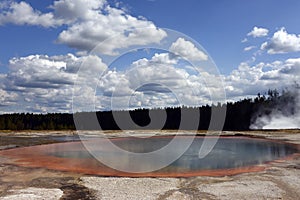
[251,85,300,129]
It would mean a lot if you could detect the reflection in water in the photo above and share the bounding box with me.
[50,137,298,173]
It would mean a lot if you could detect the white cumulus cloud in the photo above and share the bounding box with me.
[94,52,213,110]
[225,59,300,99]
[169,38,208,61]
[0,51,299,113]
[0,88,18,106]
[244,46,256,51]
[0,0,167,55]
[261,28,300,54]
[0,1,62,27]
[247,26,269,38]
[52,0,106,22]
[241,38,248,43]
[2,53,107,113]
[52,0,167,54]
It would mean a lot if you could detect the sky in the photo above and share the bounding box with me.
[0,0,300,113]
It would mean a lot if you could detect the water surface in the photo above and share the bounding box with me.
[0,136,298,177]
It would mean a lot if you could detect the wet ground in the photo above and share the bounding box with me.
[0,130,299,199]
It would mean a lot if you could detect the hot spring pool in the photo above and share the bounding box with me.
[0,136,299,177]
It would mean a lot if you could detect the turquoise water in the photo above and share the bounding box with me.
[50,136,298,171]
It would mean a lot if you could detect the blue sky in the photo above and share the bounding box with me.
[0,0,300,113]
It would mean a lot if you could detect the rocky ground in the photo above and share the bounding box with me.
[0,130,299,200]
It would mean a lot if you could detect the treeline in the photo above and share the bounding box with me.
[0,89,296,131]
[0,113,75,130]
